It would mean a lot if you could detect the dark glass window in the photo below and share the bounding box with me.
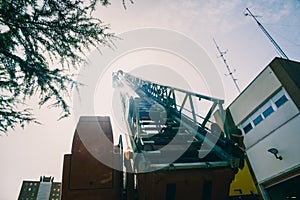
[253,115,263,126]
[266,175,300,200]
[275,95,288,108]
[202,180,212,200]
[166,183,176,200]
[243,123,253,134]
[263,106,274,118]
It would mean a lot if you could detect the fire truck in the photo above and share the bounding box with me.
[61,70,245,200]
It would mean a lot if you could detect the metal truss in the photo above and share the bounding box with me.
[114,70,244,172]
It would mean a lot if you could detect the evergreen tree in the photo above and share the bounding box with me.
[0,0,130,133]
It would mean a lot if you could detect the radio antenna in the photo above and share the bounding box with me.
[213,38,241,93]
[245,7,289,60]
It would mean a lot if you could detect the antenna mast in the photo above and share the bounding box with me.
[213,38,241,93]
[245,7,289,60]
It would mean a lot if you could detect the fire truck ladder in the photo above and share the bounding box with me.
[114,70,244,173]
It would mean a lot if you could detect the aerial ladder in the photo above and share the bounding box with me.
[61,70,245,200]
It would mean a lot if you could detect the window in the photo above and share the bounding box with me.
[241,119,253,135]
[243,123,253,134]
[239,88,289,134]
[272,89,289,108]
[275,95,288,108]
[166,183,176,200]
[262,106,274,118]
[253,115,263,126]
[265,175,300,200]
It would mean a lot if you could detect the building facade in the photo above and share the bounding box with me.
[18,176,61,200]
[227,58,300,200]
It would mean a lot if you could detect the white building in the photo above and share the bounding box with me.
[226,57,300,200]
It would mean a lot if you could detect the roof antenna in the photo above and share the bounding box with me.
[213,38,241,93]
[245,7,289,60]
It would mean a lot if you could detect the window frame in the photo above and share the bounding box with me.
[239,88,290,135]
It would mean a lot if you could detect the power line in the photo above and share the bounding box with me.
[245,7,289,60]
[213,38,241,93]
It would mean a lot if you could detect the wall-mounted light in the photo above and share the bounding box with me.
[268,148,283,160]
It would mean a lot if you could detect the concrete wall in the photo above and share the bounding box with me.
[246,114,300,183]
[229,67,282,125]
[243,100,299,148]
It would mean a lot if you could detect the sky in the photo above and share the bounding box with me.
[1,0,300,199]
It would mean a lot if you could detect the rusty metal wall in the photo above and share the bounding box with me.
[61,116,122,200]
[135,168,235,200]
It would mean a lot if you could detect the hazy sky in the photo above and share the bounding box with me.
[1,1,300,199]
